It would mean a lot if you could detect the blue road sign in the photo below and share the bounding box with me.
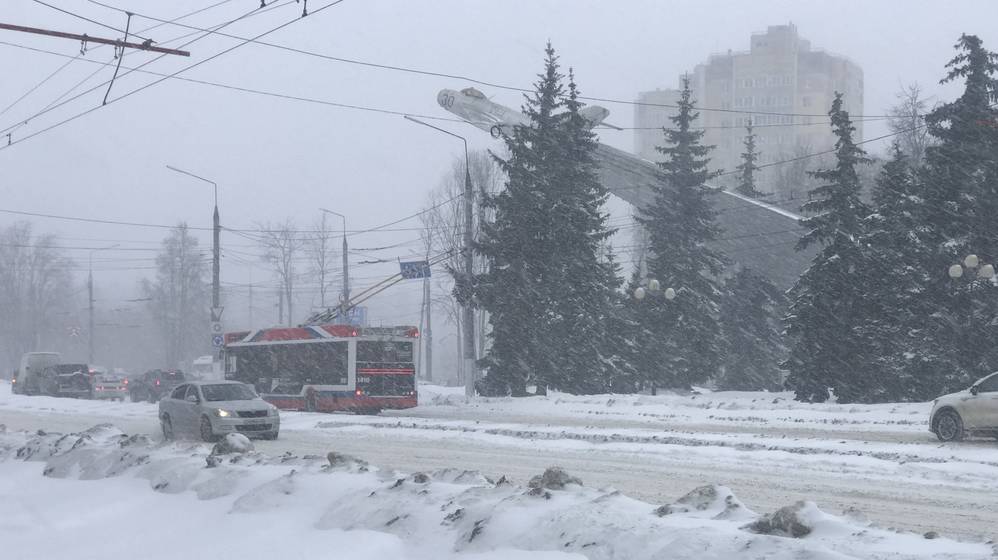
[211,334,224,347]
[346,306,368,327]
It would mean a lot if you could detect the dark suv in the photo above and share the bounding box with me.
[129,369,185,403]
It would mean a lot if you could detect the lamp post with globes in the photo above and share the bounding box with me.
[631,277,677,396]
[947,254,996,283]
[633,277,677,302]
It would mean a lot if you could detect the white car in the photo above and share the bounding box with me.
[158,381,279,442]
[929,372,998,441]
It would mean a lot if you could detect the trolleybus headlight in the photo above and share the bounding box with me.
[355,388,363,397]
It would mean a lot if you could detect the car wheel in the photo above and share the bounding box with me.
[262,432,278,441]
[199,416,216,442]
[161,415,174,441]
[935,409,965,442]
[130,391,142,402]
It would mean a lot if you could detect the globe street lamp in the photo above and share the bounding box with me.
[948,254,996,281]
[633,277,676,301]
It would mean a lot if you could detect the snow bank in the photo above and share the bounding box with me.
[415,383,932,434]
[0,424,992,560]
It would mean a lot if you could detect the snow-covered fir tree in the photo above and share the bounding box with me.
[903,34,998,398]
[734,121,764,198]
[784,93,875,403]
[474,45,619,396]
[717,267,786,392]
[858,143,932,401]
[633,76,726,391]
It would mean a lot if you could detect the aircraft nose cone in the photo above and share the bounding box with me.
[438,90,455,109]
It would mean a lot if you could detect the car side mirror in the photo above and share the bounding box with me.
[186,394,200,403]
[970,385,979,395]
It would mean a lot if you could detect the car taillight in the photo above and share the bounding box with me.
[355,388,363,397]
[123,379,128,385]
[155,380,160,386]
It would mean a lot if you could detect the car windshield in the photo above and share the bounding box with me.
[200,384,257,402]
[54,364,87,374]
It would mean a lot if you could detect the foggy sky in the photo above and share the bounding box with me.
[2,0,996,331]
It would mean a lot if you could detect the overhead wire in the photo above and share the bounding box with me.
[0,40,472,126]
[0,0,253,137]
[2,1,238,132]
[31,0,154,42]
[0,0,304,146]
[79,0,896,120]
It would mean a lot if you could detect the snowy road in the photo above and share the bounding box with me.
[2,384,997,543]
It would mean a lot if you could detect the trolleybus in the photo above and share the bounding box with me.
[222,324,418,414]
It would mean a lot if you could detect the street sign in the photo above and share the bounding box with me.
[211,306,224,322]
[211,334,224,348]
[345,306,368,327]
[400,260,431,279]
[211,321,222,334]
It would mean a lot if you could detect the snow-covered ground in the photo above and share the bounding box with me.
[2,381,997,555]
[0,424,993,560]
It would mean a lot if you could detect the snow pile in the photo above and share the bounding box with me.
[744,500,823,538]
[654,484,755,521]
[0,425,993,560]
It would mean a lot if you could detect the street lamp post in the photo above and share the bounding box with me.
[319,208,350,322]
[633,277,677,301]
[88,244,119,365]
[404,115,476,397]
[948,254,996,282]
[166,165,222,327]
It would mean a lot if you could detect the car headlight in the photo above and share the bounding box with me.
[268,405,279,416]
[215,409,233,418]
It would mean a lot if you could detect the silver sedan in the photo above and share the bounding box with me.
[159,381,280,441]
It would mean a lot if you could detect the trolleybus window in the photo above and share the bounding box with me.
[231,341,349,390]
[357,341,414,364]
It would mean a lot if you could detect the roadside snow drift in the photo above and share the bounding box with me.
[0,424,992,560]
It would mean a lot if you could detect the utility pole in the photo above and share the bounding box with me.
[461,158,475,395]
[88,268,94,364]
[277,290,284,325]
[319,208,349,322]
[0,23,191,56]
[166,165,222,341]
[403,115,476,396]
[248,271,254,327]
[423,271,433,382]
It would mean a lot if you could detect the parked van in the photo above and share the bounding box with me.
[14,352,61,395]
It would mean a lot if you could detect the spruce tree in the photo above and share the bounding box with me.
[905,34,998,398]
[734,120,764,198]
[543,69,619,394]
[718,267,786,392]
[856,143,928,401]
[634,76,726,391]
[784,93,875,403]
[474,45,619,395]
